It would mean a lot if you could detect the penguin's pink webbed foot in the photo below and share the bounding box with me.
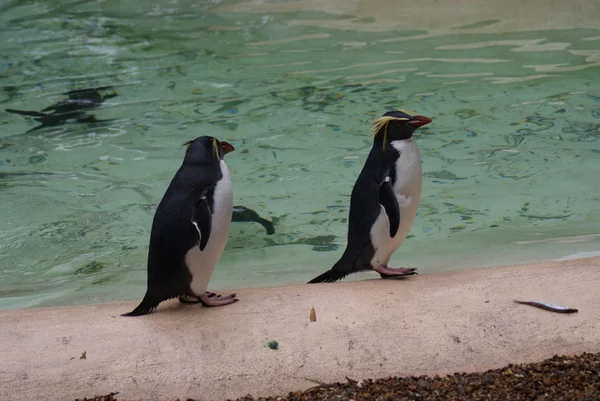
[199,292,238,307]
[179,292,218,304]
[374,266,418,278]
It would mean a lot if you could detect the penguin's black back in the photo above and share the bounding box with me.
[308,142,400,283]
[42,86,116,113]
[123,156,223,316]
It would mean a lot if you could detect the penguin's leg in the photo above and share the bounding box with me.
[375,266,418,278]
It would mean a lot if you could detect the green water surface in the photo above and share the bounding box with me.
[1,0,599,309]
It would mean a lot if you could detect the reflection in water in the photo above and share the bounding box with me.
[0,0,599,309]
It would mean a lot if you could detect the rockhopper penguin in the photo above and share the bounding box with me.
[123,136,237,316]
[308,110,431,283]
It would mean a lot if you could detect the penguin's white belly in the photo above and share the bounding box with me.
[370,139,422,268]
[187,160,233,295]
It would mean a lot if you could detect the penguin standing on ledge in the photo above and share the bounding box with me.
[123,136,237,316]
[308,110,431,283]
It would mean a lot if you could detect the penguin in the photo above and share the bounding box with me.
[308,109,431,283]
[5,86,117,132]
[40,86,118,114]
[123,136,237,316]
[232,205,275,235]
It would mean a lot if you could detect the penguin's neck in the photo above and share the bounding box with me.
[388,137,416,152]
[371,136,402,166]
[389,138,422,195]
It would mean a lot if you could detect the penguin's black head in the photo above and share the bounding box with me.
[182,136,235,164]
[371,109,432,144]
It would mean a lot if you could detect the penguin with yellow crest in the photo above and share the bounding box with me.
[309,110,431,283]
[124,136,237,316]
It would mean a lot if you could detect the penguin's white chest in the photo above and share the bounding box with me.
[370,139,422,267]
[186,160,233,295]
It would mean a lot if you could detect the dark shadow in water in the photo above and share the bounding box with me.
[5,86,119,133]
[232,205,275,235]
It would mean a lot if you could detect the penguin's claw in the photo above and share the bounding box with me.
[179,292,226,304]
[209,292,236,300]
[198,292,238,307]
[375,266,418,278]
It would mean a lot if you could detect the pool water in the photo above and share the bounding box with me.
[1,0,599,310]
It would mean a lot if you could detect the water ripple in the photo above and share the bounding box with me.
[0,0,599,309]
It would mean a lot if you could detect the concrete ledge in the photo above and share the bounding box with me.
[1,257,599,401]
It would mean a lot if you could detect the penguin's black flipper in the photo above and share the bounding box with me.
[379,177,400,237]
[5,108,47,117]
[192,197,212,251]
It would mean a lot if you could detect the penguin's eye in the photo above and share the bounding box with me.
[394,121,406,127]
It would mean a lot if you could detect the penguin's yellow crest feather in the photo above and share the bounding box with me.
[181,138,220,160]
[211,137,220,160]
[370,117,409,151]
[370,109,413,149]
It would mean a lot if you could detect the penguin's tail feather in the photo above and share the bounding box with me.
[307,269,345,283]
[308,255,369,284]
[307,264,350,284]
[121,293,162,317]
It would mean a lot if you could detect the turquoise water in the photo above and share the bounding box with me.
[1,0,599,310]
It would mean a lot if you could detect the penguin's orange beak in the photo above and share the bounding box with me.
[408,115,432,127]
[221,141,235,154]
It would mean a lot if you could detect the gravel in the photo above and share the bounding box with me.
[76,351,600,401]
